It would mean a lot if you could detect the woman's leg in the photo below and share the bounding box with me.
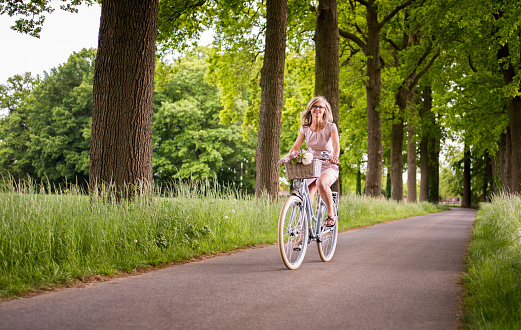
[316,173,335,219]
[308,181,318,203]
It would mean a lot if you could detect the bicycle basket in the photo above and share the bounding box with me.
[285,159,322,180]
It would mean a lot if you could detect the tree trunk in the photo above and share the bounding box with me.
[496,40,521,193]
[255,0,287,199]
[430,136,440,203]
[419,133,429,202]
[419,86,433,202]
[406,86,417,203]
[364,0,383,197]
[497,128,512,192]
[483,153,493,202]
[356,163,362,195]
[90,0,158,198]
[390,85,408,202]
[508,96,521,193]
[491,154,500,194]
[462,147,471,208]
[390,119,403,202]
[315,0,340,193]
[407,123,417,202]
[385,168,391,199]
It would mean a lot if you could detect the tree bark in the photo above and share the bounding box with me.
[390,118,403,202]
[496,40,521,193]
[315,0,340,193]
[364,0,383,197]
[462,147,471,208]
[508,96,521,193]
[497,129,512,192]
[419,86,434,202]
[90,0,158,198]
[255,0,287,199]
[356,163,362,195]
[429,136,439,203]
[483,153,493,202]
[407,122,417,202]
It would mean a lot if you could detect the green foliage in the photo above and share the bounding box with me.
[439,144,493,204]
[157,0,209,55]
[0,73,40,179]
[153,50,256,191]
[26,49,95,184]
[463,194,521,328]
[280,50,315,153]
[0,0,95,37]
[0,49,95,185]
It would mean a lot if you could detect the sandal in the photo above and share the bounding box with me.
[324,215,336,228]
[293,241,303,251]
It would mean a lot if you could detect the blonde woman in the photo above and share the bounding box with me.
[289,96,340,231]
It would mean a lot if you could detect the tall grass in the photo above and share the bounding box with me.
[1,177,445,297]
[463,194,521,328]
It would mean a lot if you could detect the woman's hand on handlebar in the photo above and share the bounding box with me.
[329,156,340,165]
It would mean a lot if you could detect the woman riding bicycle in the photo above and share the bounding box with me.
[289,96,340,228]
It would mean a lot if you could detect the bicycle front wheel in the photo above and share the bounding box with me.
[278,195,308,270]
[317,200,338,262]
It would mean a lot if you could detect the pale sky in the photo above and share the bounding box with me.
[1,3,213,85]
[1,3,101,84]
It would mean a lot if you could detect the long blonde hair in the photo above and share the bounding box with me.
[300,96,333,128]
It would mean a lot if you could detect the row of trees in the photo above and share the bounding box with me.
[2,0,520,202]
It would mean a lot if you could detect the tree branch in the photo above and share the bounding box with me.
[339,28,368,54]
[354,0,370,6]
[379,0,415,29]
[468,54,478,73]
[411,48,440,87]
[384,37,400,51]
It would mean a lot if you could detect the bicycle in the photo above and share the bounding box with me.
[278,153,339,270]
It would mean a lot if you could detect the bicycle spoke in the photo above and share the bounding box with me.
[317,201,338,262]
[278,196,308,269]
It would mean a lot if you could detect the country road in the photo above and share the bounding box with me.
[0,208,476,329]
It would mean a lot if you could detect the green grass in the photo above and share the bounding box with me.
[0,177,446,298]
[462,194,521,329]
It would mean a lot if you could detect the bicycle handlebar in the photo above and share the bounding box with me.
[318,151,340,166]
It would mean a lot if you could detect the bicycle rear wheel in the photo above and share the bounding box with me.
[278,195,308,270]
[317,200,338,262]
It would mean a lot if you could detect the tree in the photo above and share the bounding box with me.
[255,0,288,198]
[89,0,158,198]
[4,0,214,198]
[26,49,95,184]
[314,0,340,193]
[0,73,39,179]
[339,0,416,197]
[438,0,521,194]
[385,14,440,202]
[418,84,440,203]
[152,53,256,191]
[0,49,95,184]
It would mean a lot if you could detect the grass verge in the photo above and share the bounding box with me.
[462,194,521,328]
[1,178,446,298]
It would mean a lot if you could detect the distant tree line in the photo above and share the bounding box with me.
[0,48,256,192]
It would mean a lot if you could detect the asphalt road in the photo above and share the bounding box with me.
[0,208,476,330]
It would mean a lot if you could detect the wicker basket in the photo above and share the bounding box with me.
[285,159,322,180]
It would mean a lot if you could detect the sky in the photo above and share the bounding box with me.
[0,3,102,84]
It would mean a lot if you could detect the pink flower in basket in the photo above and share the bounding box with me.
[279,149,314,166]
